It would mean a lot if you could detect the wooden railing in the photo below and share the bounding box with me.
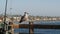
[8,21,60,34]
[18,21,60,34]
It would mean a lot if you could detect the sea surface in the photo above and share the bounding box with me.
[14,21,60,34]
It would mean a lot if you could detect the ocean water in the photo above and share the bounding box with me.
[14,21,60,34]
[14,28,60,34]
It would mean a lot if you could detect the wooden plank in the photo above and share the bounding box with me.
[19,24,60,29]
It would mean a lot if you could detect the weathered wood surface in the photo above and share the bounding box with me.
[19,24,60,29]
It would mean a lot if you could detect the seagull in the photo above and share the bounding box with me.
[19,12,29,23]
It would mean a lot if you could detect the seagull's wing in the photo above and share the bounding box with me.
[19,16,25,23]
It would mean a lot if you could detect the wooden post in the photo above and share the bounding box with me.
[29,21,34,34]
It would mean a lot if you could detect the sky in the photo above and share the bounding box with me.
[0,0,60,16]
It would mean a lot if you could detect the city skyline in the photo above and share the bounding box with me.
[0,0,60,16]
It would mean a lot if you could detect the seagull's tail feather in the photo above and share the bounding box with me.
[19,20,22,23]
[19,19,25,23]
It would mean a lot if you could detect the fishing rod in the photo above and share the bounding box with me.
[4,0,8,34]
[4,0,8,24]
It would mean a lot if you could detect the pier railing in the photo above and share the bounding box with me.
[8,21,60,34]
[18,21,60,34]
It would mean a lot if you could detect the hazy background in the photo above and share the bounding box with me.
[0,0,60,16]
